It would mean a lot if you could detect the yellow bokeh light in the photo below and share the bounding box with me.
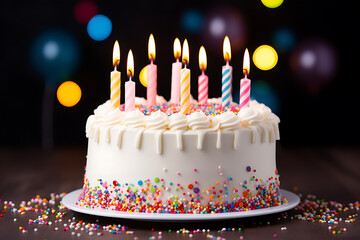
[261,0,284,8]
[57,81,82,107]
[139,66,148,87]
[253,45,278,71]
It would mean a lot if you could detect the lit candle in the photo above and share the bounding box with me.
[198,46,208,105]
[180,39,190,114]
[110,40,121,109]
[239,49,251,109]
[222,36,233,107]
[147,34,157,107]
[170,38,182,105]
[125,50,135,112]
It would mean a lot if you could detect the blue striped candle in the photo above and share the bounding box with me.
[221,64,232,107]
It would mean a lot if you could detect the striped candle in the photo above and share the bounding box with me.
[239,48,251,110]
[198,73,208,105]
[198,46,208,105]
[239,78,251,109]
[147,34,157,107]
[125,80,135,112]
[171,38,182,105]
[110,40,121,109]
[221,65,232,107]
[222,36,232,107]
[181,39,190,114]
[181,68,190,114]
[147,63,157,107]
[110,71,120,108]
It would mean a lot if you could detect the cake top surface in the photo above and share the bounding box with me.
[86,96,280,133]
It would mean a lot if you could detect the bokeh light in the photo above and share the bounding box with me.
[202,7,247,53]
[209,17,226,37]
[261,0,284,9]
[57,81,82,107]
[180,9,204,34]
[30,29,80,85]
[290,38,338,90]
[253,45,278,71]
[251,81,280,114]
[87,14,112,41]
[139,66,148,87]
[74,0,98,24]
[43,41,59,60]
[272,27,295,52]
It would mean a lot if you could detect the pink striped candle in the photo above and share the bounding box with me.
[239,49,251,109]
[170,38,182,104]
[125,80,135,112]
[126,50,135,112]
[198,46,208,105]
[147,34,157,107]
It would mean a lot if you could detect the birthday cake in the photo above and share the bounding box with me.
[78,97,285,214]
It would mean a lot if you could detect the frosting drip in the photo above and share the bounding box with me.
[86,98,280,151]
[169,113,188,150]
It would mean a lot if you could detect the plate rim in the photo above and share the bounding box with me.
[62,189,299,221]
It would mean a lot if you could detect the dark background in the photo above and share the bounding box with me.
[1,0,359,147]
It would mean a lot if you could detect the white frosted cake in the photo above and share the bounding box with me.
[78,97,285,214]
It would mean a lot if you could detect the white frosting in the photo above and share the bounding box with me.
[216,111,241,131]
[169,112,188,150]
[169,113,188,131]
[123,109,146,128]
[146,110,169,154]
[146,110,169,130]
[85,98,280,153]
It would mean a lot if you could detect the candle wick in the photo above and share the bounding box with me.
[243,69,248,78]
[114,65,117,71]
[151,59,154,65]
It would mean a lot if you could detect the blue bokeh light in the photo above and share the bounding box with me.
[87,14,112,41]
[272,27,296,52]
[30,29,80,85]
[251,81,280,114]
[180,9,204,34]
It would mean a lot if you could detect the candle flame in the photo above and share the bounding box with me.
[148,34,156,61]
[223,36,231,62]
[198,46,207,70]
[174,38,181,59]
[113,40,120,66]
[182,39,189,65]
[243,48,250,75]
[127,50,134,77]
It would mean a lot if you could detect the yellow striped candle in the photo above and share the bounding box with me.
[180,39,190,114]
[111,41,121,108]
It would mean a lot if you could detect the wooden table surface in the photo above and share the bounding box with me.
[1,146,359,239]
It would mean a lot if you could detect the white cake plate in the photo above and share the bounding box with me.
[61,189,299,221]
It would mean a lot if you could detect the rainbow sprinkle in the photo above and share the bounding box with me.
[119,102,240,116]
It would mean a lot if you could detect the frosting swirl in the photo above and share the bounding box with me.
[93,100,113,119]
[146,110,169,130]
[251,101,280,123]
[238,107,264,127]
[123,109,146,128]
[216,111,241,131]
[187,111,211,130]
[169,113,188,131]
